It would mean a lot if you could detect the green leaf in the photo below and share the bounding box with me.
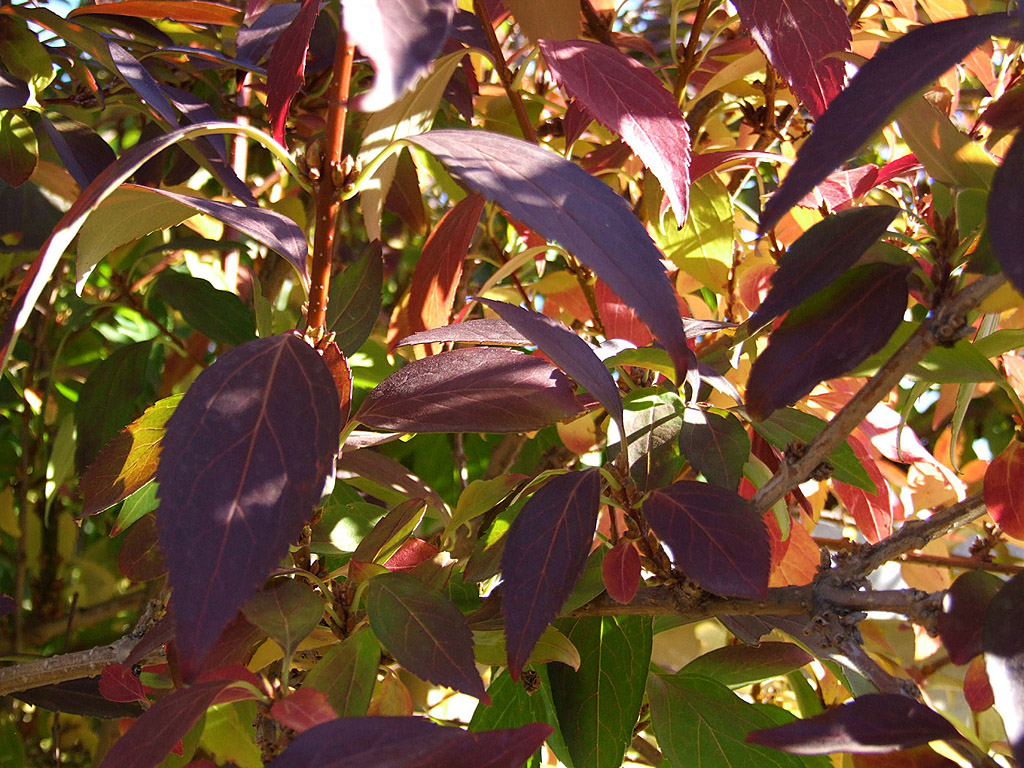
[156,270,256,346]
[327,243,384,357]
[241,578,324,659]
[752,408,875,492]
[0,111,36,188]
[681,642,813,689]
[0,16,53,87]
[199,701,262,768]
[910,338,1003,384]
[474,625,581,670]
[657,174,733,293]
[648,673,829,768]
[0,719,25,768]
[351,498,427,565]
[898,97,995,190]
[549,616,652,768]
[678,406,750,490]
[444,474,527,540]
[111,481,159,536]
[304,629,380,717]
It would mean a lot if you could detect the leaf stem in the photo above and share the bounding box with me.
[673,0,714,102]
[473,0,538,143]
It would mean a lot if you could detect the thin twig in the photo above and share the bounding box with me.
[473,0,538,143]
[674,0,714,101]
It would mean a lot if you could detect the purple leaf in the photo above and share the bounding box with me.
[344,0,457,112]
[643,481,770,599]
[366,572,488,702]
[745,263,909,422]
[40,115,116,189]
[988,127,1024,298]
[677,406,750,491]
[750,206,900,326]
[14,679,144,719]
[500,468,601,679]
[397,318,532,347]
[0,66,28,109]
[242,578,325,658]
[267,0,320,143]
[156,334,340,678]
[759,13,1021,233]
[476,298,624,431]
[746,694,960,754]
[601,539,641,604]
[355,347,582,433]
[733,0,850,118]
[99,664,147,705]
[238,3,301,63]
[108,40,179,125]
[267,717,552,768]
[0,593,14,618]
[984,573,1024,765]
[540,39,691,223]
[408,130,693,381]
[939,570,1003,666]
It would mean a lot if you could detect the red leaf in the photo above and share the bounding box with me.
[270,688,337,733]
[988,130,1024,299]
[266,0,319,144]
[760,14,1019,232]
[798,166,878,209]
[501,469,601,679]
[267,717,552,768]
[964,657,995,713]
[984,438,1024,539]
[937,570,1003,666]
[746,694,960,754]
[322,343,353,427]
[602,539,641,604]
[99,664,147,704]
[643,481,770,599]
[832,435,892,544]
[734,0,850,117]
[156,334,340,678]
[408,129,694,382]
[356,347,583,433]
[540,39,690,223]
[384,538,440,571]
[366,572,488,702]
[69,1,241,25]
[746,264,909,422]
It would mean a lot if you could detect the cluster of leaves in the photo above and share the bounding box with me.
[3,0,1024,766]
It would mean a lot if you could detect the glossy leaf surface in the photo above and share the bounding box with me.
[397,318,531,347]
[984,438,1024,539]
[644,481,770,599]
[501,469,600,679]
[156,334,340,677]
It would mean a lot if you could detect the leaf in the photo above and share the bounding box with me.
[643,480,770,599]
[650,673,828,768]
[746,693,961,754]
[500,469,601,679]
[832,434,892,544]
[733,0,850,118]
[99,663,147,704]
[964,656,995,713]
[0,111,36,187]
[467,671,546,768]
[0,66,28,109]
[759,13,1021,232]
[111,481,160,536]
[327,242,384,357]
[156,334,340,678]
[69,0,242,25]
[988,127,1024,298]
[746,264,909,422]
[753,408,876,491]
[657,174,733,294]
[505,0,580,41]
[241,578,324,659]
[344,0,457,112]
[397,318,531,347]
[477,299,624,432]
[156,270,256,347]
[79,394,181,518]
[39,114,116,189]
[601,539,641,604]
[270,688,337,734]
[265,717,552,768]
[938,570,1003,666]
[677,406,750,491]
[621,389,685,491]
[898,98,995,190]
[407,130,693,381]
[118,513,167,582]
[366,571,488,701]
[540,39,690,223]
[984,438,1024,540]
[390,194,485,349]
[356,347,582,433]
[682,643,813,689]
[267,0,319,143]
[351,497,427,565]
[444,473,527,540]
[304,629,380,717]
[549,616,652,768]
[984,573,1024,765]
[751,206,900,326]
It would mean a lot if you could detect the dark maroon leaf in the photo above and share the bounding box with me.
[267,717,551,768]
[677,406,750,491]
[40,114,116,189]
[126,615,177,668]
[759,13,1021,233]
[327,241,384,357]
[940,570,1003,666]
[988,128,1024,298]
[476,298,623,431]
[238,3,301,63]
[366,572,488,701]
[750,206,900,326]
[108,40,178,125]
[501,469,601,679]
[99,663,147,704]
[733,0,850,118]
[267,0,319,143]
[0,66,28,109]
[191,613,266,677]
[396,318,531,347]
[984,572,1024,765]
[356,347,582,433]
[540,39,690,223]
[0,593,14,618]
[344,0,457,112]
[14,679,144,719]
[745,263,909,422]
[118,513,167,582]
[683,641,813,688]
[602,539,641,604]
[746,694,960,754]
[241,578,325,658]
[563,98,591,146]
[408,130,694,382]
[980,80,1024,129]
[643,480,770,599]
[97,678,257,768]
[156,334,340,678]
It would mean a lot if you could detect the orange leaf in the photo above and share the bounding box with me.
[69,1,241,26]
[984,437,1024,540]
[769,519,819,588]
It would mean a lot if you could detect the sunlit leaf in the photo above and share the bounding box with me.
[270,688,336,734]
[156,270,256,347]
[69,0,242,25]
[266,0,319,143]
[601,539,641,604]
[0,111,36,187]
[984,438,1024,540]
[396,318,531,347]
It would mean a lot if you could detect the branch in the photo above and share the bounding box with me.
[751,273,1005,515]
[473,0,538,143]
